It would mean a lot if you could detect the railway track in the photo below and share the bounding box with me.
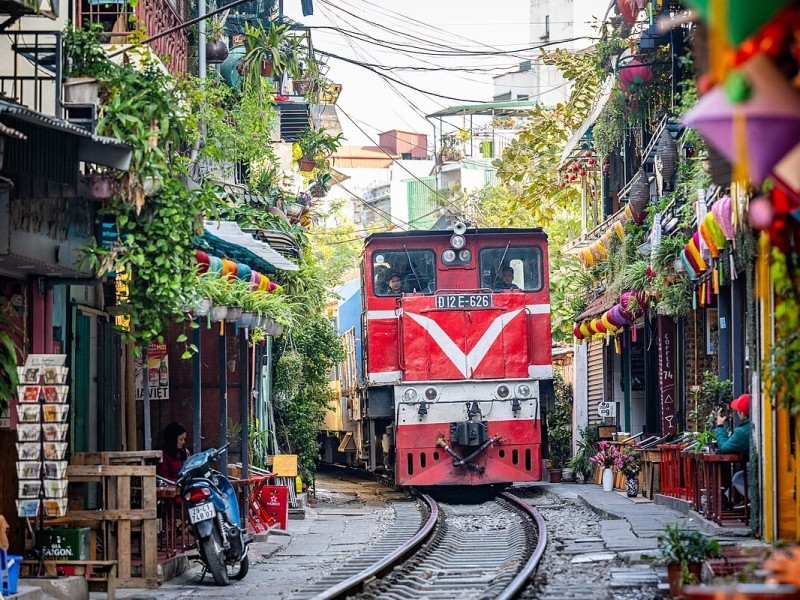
[292,470,546,600]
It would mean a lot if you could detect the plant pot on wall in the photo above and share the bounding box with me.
[206,40,230,64]
[225,307,242,322]
[64,77,100,104]
[548,468,563,483]
[210,305,229,322]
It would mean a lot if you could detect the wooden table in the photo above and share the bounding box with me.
[637,448,661,499]
[694,453,748,526]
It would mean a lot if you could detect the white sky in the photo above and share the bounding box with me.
[283,0,533,146]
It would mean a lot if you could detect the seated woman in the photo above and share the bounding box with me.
[712,393,750,507]
[157,421,191,484]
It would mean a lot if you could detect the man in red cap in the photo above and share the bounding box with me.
[713,393,751,507]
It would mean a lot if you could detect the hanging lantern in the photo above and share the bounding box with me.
[749,194,775,229]
[195,250,210,274]
[249,271,261,291]
[656,130,679,191]
[628,169,651,222]
[682,0,791,46]
[208,256,223,277]
[221,258,238,279]
[616,0,639,25]
[712,195,735,240]
[619,59,653,90]
[574,325,585,340]
[704,212,728,251]
[236,263,252,281]
[595,319,608,335]
[579,322,592,338]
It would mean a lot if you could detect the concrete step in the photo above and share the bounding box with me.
[6,584,46,600]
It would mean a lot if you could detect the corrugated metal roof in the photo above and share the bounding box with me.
[427,99,547,118]
[203,221,299,272]
[0,99,132,171]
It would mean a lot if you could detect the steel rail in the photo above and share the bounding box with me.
[309,491,438,600]
[495,491,549,600]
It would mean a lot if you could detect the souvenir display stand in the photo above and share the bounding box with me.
[15,355,70,574]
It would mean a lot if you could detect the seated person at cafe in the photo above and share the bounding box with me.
[493,266,520,291]
[712,393,750,508]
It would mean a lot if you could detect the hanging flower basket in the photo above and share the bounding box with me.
[239,311,255,328]
[85,172,115,200]
[225,307,242,322]
[210,305,229,322]
[206,40,229,64]
[192,298,212,317]
[285,202,305,218]
[261,60,273,77]
[298,158,317,172]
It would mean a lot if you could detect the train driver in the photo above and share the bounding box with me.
[387,272,404,295]
[493,266,520,291]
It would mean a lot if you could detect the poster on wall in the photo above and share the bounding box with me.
[134,342,169,400]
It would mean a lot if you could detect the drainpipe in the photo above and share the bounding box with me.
[219,326,228,474]
[192,322,202,453]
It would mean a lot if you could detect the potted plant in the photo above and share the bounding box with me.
[591,441,618,491]
[569,427,598,483]
[206,14,230,65]
[614,446,642,497]
[243,22,305,86]
[63,22,115,104]
[309,169,333,198]
[658,522,720,597]
[296,126,344,172]
[284,191,312,220]
[547,425,571,483]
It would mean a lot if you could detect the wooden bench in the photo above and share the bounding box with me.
[22,559,117,600]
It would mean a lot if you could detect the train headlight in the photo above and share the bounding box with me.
[458,249,472,262]
[403,388,418,402]
[442,249,456,264]
[515,383,532,399]
[495,384,510,399]
[424,387,438,401]
[450,234,466,250]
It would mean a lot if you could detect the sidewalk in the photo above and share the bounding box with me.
[541,482,759,552]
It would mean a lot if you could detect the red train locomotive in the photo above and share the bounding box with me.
[323,225,554,486]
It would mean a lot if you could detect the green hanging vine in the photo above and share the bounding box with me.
[768,247,800,414]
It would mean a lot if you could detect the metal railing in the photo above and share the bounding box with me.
[0,30,62,116]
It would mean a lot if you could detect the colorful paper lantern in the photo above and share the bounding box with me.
[704,212,728,251]
[749,195,775,229]
[712,196,735,240]
[681,249,699,280]
[236,263,252,281]
[616,0,639,25]
[579,322,592,338]
[221,259,238,279]
[249,271,261,291]
[574,325,585,340]
[683,54,800,185]
[208,256,223,277]
[682,0,790,46]
[195,250,210,274]
[619,59,653,90]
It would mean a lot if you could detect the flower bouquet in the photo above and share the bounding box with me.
[615,446,641,479]
[590,441,617,469]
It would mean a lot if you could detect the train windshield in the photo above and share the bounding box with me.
[479,247,543,292]
[372,250,436,295]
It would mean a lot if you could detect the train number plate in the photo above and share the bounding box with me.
[188,502,215,524]
[435,294,492,309]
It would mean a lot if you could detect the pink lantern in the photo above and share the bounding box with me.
[711,195,734,240]
[619,59,653,90]
[249,271,261,291]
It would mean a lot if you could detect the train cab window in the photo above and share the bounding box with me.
[372,250,436,296]
[479,247,543,292]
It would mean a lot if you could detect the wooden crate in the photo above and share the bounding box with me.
[66,464,160,589]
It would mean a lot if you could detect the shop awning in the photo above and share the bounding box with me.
[575,292,617,322]
[203,221,299,272]
[0,99,132,171]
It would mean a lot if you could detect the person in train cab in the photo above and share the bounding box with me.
[493,266,519,291]
[712,393,751,508]
[386,272,404,295]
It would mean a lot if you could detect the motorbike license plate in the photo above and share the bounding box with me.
[188,502,215,524]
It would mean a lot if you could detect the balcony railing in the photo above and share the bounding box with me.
[0,30,62,115]
[77,0,189,76]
